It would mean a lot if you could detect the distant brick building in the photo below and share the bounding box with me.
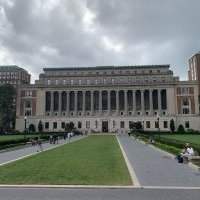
[0,65,30,87]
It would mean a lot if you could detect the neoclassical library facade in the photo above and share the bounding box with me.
[15,64,200,133]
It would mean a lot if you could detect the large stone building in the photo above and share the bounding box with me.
[15,64,200,133]
[0,65,30,87]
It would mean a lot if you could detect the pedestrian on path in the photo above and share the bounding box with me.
[36,137,43,152]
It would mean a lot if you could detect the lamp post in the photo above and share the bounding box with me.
[157,114,160,141]
[142,121,144,132]
[24,116,27,139]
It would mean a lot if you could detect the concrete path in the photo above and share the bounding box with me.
[0,135,85,166]
[0,188,199,200]
[118,135,200,187]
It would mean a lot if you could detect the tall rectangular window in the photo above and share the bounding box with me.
[146,121,151,128]
[185,121,190,129]
[45,122,49,129]
[120,121,125,128]
[53,122,57,129]
[164,121,168,128]
[86,121,90,129]
[61,122,65,129]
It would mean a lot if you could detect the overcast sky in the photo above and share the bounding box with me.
[0,0,200,82]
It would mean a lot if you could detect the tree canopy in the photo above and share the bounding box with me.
[0,84,16,132]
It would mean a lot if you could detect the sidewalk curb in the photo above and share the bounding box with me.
[0,185,200,190]
[116,136,140,187]
[0,184,137,189]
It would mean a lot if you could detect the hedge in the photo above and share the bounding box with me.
[138,133,200,154]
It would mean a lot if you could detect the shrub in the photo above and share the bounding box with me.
[177,124,185,133]
[170,119,175,133]
[38,121,43,132]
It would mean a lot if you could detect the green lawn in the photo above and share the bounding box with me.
[160,134,200,145]
[0,135,132,185]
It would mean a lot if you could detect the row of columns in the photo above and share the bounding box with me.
[46,89,167,116]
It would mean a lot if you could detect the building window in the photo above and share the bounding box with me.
[146,121,151,128]
[155,121,159,129]
[113,120,116,128]
[95,120,98,129]
[78,121,82,129]
[185,121,190,129]
[55,80,58,85]
[183,108,190,114]
[61,122,65,129]
[53,122,57,129]
[47,80,51,85]
[86,121,90,129]
[70,80,74,85]
[164,121,168,128]
[120,121,125,128]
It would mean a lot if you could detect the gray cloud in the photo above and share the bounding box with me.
[0,0,200,81]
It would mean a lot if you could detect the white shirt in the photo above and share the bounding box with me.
[187,147,194,156]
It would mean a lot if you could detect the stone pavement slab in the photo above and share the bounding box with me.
[118,135,200,187]
[0,135,84,166]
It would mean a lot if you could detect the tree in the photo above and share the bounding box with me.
[29,124,36,133]
[38,120,43,132]
[135,121,143,131]
[178,124,185,133]
[129,121,135,130]
[65,122,75,132]
[0,84,16,132]
[170,119,175,133]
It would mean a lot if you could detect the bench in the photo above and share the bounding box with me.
[182,152,200,164]
[188,156,200,161]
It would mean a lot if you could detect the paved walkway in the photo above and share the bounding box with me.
[0,135,85,166]
[118,135,200,187]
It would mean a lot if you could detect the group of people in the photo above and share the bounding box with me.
[177,143,195,163]
[49,132,74,144]
[30,137,43,152]
[30,132,75,153]
[49,135,59,144]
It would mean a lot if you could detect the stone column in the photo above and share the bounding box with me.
[149,89,153,115]
[50,91,54,115]
[124,90,128,115]
[141,90,144,115]
[66,91,69,116]
[108,90,111,115]
[74,91,77,116]
[58,91,62,116]
[158,89,161,114]
[99,90,102,115]
[91,91,94,115]
[82,91,86,116]
[132,90,136,115]
[116,90,119,115]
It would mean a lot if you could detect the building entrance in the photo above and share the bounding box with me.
[102,121,108,133]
